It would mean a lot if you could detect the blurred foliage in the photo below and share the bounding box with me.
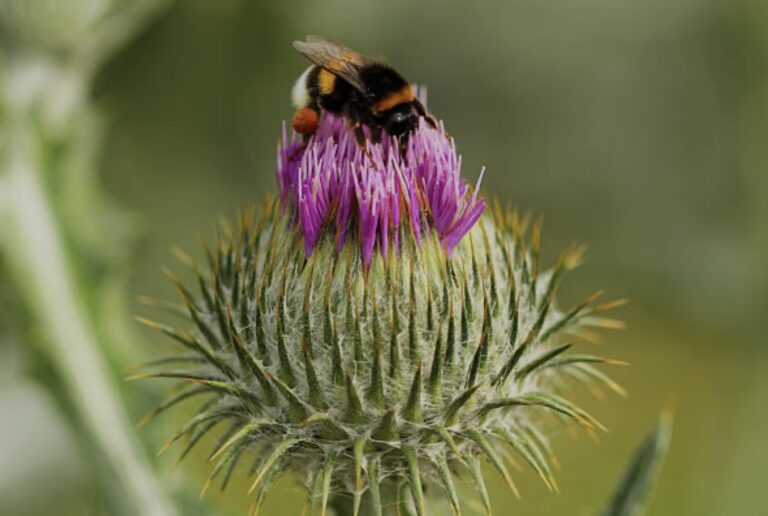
[602,415,672,516]
[1,0,767,515]
[0,1,178,515]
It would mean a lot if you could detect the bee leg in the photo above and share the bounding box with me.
[288,143,304,161]
[398,136,409,160]
[370,125,383,144]
[287,135,310,161]
[354,123,373,161]
[412,97,437,129]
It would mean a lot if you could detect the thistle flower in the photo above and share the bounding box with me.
[136,107,626,515]
[276,110,485,266]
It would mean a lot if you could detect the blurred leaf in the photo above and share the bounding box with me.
[601,413,672,516]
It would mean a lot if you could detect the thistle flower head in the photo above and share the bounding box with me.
[277,101,486,266]
[137,108,625,515]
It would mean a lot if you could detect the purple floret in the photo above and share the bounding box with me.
[276,111,485,267]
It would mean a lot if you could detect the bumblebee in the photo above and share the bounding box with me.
[291,35,436,152]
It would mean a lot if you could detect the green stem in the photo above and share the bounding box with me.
[0,114,177,515]
[0,3,177,513]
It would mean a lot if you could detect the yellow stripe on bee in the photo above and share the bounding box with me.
[318,68,336,95]
[372,85,414,114]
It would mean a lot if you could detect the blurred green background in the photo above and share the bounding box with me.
[1,0,767,515]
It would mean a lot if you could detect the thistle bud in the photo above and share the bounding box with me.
[137,104,624,515]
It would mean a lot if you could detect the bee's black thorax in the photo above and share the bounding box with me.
[359,64,409,102]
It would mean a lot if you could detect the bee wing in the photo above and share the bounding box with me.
[293,36,372,94]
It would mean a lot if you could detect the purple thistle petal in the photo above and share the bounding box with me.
[275,100,486,267]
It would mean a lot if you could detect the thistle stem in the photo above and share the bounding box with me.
[0,112,177,516]
[0,2,177,511]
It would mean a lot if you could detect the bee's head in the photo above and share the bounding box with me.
[383,103,418,138]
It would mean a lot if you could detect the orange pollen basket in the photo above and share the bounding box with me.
[292,107,319,135]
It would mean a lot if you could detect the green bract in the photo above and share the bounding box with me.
[137,198,625,515]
